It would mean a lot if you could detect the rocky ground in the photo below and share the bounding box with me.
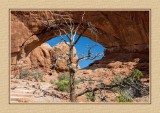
[10,79,149,103]
[10,66,149,103]
[10,79,68,103]
[10,43,149,103]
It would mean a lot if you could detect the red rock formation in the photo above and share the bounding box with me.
[10,11,149,77]
[11,42,79,77]
[11,11,149,54]
[11,43,52,77]
[50,42,79,72]
[30,43,51,71]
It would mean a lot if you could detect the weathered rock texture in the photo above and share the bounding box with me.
[11,43,52,76]
[10,11,149,76]
[11,42,78,77]
[30,43,52,70]
[50,42,78,72]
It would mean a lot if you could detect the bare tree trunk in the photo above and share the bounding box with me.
[70,72,76,102]
[46,12,102,102]
[69,45,76,102]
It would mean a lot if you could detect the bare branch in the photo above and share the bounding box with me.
[76,44,104,66]
[33,86,69,99]
[76,83,117,97]
[59,28,71,42]
[73,27,88,45]
[58,30,69,46]
[73,11,85,36]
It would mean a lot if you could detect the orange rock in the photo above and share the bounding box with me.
[10,11,149,86]
[50,42,79,72]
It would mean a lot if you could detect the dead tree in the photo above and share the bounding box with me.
[46,11,103,102]
[42,11,149,102]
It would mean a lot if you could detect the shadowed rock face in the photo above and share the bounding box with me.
[10,11,149,75]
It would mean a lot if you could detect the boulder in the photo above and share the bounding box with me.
[50,42,79,72]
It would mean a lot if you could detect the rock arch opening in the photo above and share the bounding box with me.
[10,11,149,79]
[11,11,149,64]
[46,34,105,69]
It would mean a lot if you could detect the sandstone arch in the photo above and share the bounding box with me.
[11,11,149,75]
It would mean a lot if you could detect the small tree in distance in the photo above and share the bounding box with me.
[45,11,103,102]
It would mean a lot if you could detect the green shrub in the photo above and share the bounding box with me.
[55,80,70,92]
[55,72,70,92]
[86,92,95,102]
[117,95,133,102]
[55,72,80,92]
[131,69,143,79]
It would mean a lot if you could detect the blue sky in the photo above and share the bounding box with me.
[47,34,105,68]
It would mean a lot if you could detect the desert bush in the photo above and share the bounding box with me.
[55,72,80,92]
[86,92,95,102]
[117,95,133,102]
[130,69,143,79]
[19,69,44,82]
[110,69,148,102]
[55,72,70,92]
[31,69,43,82]
[116,87,134,102]
[55,80,70,92]
[19,69,31,79]
[111,75,125,85]
[112,81,134,102]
